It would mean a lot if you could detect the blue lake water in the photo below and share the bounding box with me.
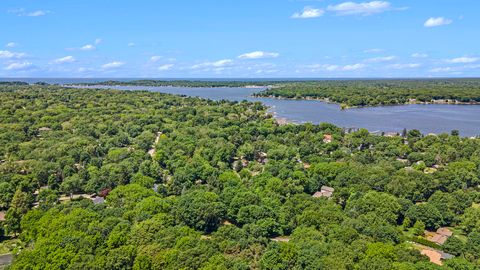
[78,85,480,137]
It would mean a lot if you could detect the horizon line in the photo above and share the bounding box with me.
[1,77,480,80]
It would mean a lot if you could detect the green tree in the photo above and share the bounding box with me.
[347,191,401,224]
[107,184,158,210]
[443,236,465,256]
[405,203,443,230]
[60,174,84,198]
[37,188,59,210]
[460,207,480,233]
[131,173,156,189]
[412,220,425,236]
[174,189,226,232]
[5,189,32,235]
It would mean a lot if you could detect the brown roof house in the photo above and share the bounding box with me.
[323,134,333,144]
[426,227,453,245]
[313,186,335,198]
[420,247,454,266]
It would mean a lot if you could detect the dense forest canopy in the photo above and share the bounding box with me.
[0,85,480,269]
[255,79,480,107]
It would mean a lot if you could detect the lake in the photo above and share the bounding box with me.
[78,85,480,137]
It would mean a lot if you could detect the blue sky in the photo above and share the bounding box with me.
[1,0,479,78]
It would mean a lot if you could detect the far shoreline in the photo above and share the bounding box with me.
[254,94,480,109]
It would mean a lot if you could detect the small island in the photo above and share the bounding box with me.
[74,79,277,88]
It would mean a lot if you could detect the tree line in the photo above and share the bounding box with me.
[77,80,278,88]
[255,79,480,107]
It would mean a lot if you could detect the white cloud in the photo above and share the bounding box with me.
[0,50,27,59]
[80,44,96,51]
[255,69,279,74]
[9,9,49,17]
[67,41,100,51]
[191,59,233,69]
[150,56,162,62]
[76,67,96,73]
[158,64,174,71]
[411,53,428,58]
[429,64,480,73]
[465,64,480,69]
[128,42,136,47]
[424,17,452,28]
[364,48,384,53]
[325,65,340,71]
[5,42,17,48]
[292,7,325,19]
[447,57,478,64]
[388,63,421,69]
[306,63,366,71]
[27,10,46,17]
[430,67,453,73]
[327,1,391,16]
[342,63,366,71]
[53,56,75,64]
[238,51,280,59]
[366,55,397,62]
[5,61,33,70]
[211,59,233,67]
[306,64,340,71]
[101,61,125,69]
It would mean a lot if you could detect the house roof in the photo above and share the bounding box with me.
[259,152,268,157]
[430,234,448,245]
[437,227,453,237]
[421,249,443,266]
[321,186,335,192]
[38,127,52,132]
[271,236,290,242]
[384,132,399,137]
[91,197,105,205]
[323,134,333,142]
[313,186,335,198]
[426,228,452,245]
